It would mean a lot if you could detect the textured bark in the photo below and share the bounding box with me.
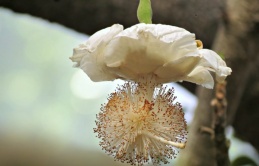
[215,0,259,152]
[178,0,259,165]
[212,82,230,166]
[177,87,216,166]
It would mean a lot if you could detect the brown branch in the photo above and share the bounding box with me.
[213,0,259,151]
[196,82,230,166]
[0,0,222,48]
[177,87,216,166]
[177,0,259,165]
[211,82,230,166]
[200,126,214,139]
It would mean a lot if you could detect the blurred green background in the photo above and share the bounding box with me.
[0,7,258,166]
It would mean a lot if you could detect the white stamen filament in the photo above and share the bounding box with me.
[143,132,186,149]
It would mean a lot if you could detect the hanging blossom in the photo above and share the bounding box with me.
[70,23,232,165]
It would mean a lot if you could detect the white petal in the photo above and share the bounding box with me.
[71,24,124,82]
[104,36,166,76]
[70,44,89,67]
[86,24,123,51]
[104,24,198,81]
[115,24,197,62]
[198,49,232,82]
[79,53,117,82]
[183,66,214,89]
[154,56,200,83]
[117,23,192,43]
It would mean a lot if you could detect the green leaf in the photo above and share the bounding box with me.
[137,0,152,24]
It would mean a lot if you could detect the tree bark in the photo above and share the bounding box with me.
[215,0,259,153]
[177,0,259,165]
[212,82,230,166]
[0,0,222,48]
[177,87,216,166]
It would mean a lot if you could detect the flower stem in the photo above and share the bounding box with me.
[137,0,152,24]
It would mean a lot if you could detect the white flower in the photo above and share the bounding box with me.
[70,23,231,89]
[94,80,187,165]
[70,23,232,165]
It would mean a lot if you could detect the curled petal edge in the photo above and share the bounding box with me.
[184,66,214,89]
[198,49,232,83]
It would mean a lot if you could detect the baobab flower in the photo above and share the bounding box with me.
[70,23,232,165]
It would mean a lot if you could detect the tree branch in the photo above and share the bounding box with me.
[212,82,230,166]
[177,0,259,165]
[0,0,222,48]
[213,0,259,151]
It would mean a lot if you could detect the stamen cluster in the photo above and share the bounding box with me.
[94,81,187,165]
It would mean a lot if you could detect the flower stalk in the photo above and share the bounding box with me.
[137,0,152,24]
